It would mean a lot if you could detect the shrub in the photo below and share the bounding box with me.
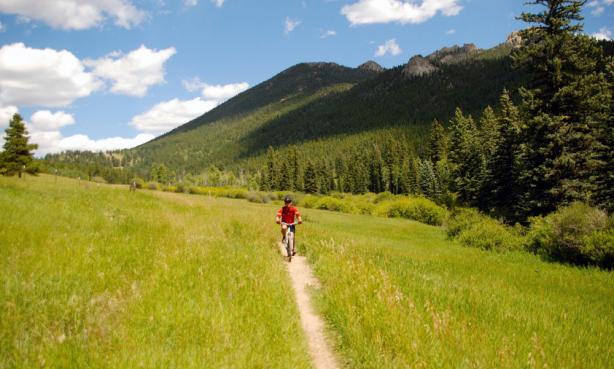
[147,182,160,191]
[526,202,611,267]
[354,200,375,215]
[246,192,271,204]
[314,196,356,213]
[91,176,106,184]
[175,182,190,193]
[447,208,523,252]
[162,185,178,192]
[302,195,320,209]
[375,197,447,226]
[373,191,395,204]
[132,177,145,189]
[446,208,484,237]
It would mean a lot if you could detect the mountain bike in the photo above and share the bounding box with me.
[282,222,297,262]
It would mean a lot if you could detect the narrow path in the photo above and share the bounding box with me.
[278,243,341,369]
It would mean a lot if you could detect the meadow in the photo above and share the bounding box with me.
[1,175,613,369]
[0,175,312,369]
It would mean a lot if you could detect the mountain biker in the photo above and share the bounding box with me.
[276,195,302,256]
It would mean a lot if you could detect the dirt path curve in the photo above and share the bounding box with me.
[278,243,341,369]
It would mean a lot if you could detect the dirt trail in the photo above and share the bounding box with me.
[278,243,341,369]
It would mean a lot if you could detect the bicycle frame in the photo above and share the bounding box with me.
[282,222,296,262]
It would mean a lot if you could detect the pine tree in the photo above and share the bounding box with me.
[334,157,348,193]
[303,160,318,194]
[369,144,386,193]
[448,108,485,205]
[264,146,279,191]
[418,159,440,199]
[514,0,611,216]
[289,146,302,191]
[428,119,448,163]
[487,90,524,219]
[1,113,38,178]
[593,61,614,212]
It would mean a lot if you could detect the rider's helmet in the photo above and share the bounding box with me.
[284,195,293,204]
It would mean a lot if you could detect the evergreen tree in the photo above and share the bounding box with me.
[488,90,524,219]
[278,161,291,190]
[264,146,279,191]
[418,159,440,199]
[514,0,612,216]
[303,160,318,194]
[1,113,38,178]
[334,157,348,193]
[593,61,614,212]
[369,145,386,193]
[428,119,448,163]
[448,108,485,205]
[289,146,302,191]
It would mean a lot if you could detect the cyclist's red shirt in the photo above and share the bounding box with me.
[277,206,300,224]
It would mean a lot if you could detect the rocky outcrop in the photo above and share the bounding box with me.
[506,31,523,48]
[427,43,479,65]
[402,55,439,78]
[358,60,385,73]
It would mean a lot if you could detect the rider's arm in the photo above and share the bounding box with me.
[276,209,282,224]
[296,209,302,224]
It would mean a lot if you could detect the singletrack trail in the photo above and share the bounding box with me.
[278,243,341,369]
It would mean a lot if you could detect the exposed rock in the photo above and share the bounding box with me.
[427,43,480,65]
[506,31,523,48]
[402,55,439,78]
[358,60,385,73]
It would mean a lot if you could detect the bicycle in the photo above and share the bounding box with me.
[282,222,297,262]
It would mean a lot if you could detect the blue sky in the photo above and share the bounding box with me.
[0,0,612,155]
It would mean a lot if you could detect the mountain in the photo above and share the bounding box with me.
[47,38,613,180]
[124,41,524,175]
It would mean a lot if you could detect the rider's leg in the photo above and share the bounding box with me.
[281,223,288,242]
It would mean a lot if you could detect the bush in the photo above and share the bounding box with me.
[526,202,611,267]
[162,185,178,192]
[175,182,190,193]
[91,176,106,184]
[446,208,484,237]
[447,208,523,252]
[246,192,271,204]
[302,195,320,209]
[373,191,395,204]
[354,200,375,215]
[314,196,356,213]
[375,197,447,226]
[132,177,145,189]
[147,182,160,191]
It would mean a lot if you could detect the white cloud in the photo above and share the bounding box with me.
[0,106,18,128]
[592,27,612,40]
[284,17,301,34]
[321,30,337,38]
[0,43,102,107]
[52,133,154,153]
[375,39,402,57]
[588,0,614,14]
[0,21,6,32]
[341,0,462,25]
[212,0,225,7]
[0,0,146,30]
[30,110,75,131]
[85,45,176,97]
[201,82,249,101]
[130,97,218,134]
[132,80,248,135]
[446,28,456,35]
[184,0,198,6]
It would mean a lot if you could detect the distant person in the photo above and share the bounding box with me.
[276,195,302,256]
[129,179,137,192]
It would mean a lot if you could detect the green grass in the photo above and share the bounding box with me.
[2,175,613,369]
[297,210,614,369]
[0,175,312,368]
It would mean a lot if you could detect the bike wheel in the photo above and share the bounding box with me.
[285,236,292,262]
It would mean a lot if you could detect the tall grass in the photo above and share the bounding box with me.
[297,208,614,369]
[0,175,312,368]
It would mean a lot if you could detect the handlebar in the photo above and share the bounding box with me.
[281,222,298,226]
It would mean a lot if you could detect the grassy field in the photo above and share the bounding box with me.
[0,175,312,369]
[2,175,613,369]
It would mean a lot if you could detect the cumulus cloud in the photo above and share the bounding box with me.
[284,17,301,34]
[0,0,146,30]
[212,0,226,7]
[446,28,456,35]
[0,106,18,128]
[0,43,102,107]
[342,0,462,25]
[592,27,612,40]
[130,97,218,134]
[375,39,402,57]
[321,30,337,38]
[0,21,6,32]
[184,0,198,6]
[49,133,154,153]
[133,80,248,134]
[30,110,75,131]
[85,45,176,97]
[202,82,249,101]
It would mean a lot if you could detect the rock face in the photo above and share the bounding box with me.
[506,31,523,48]
[402,55,439,78]
[358,60,385,73]
[427,43,479,64]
